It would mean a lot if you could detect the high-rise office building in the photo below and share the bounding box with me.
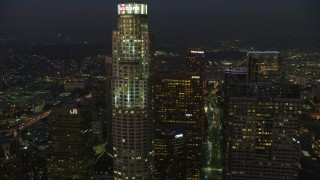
[186,49,205,74]
[247,51,285,83]
[225,83,302,179]
[154,128,187,180]
[47,98,94,179]
[154,73,204,179]
[112,2,153,179]
[222,70,247,178]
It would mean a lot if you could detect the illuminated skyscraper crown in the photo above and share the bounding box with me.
[118,2,147,15]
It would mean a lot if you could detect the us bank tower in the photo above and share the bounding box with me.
[112,2,153,179]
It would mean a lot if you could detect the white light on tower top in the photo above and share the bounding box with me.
[191,50,204,54]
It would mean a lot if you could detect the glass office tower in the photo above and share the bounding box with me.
[47,99,94,179]
[112,2,153,179]
[225,83,302,179]
[247,51,285,83]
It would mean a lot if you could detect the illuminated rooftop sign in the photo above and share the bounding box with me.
[175,134,183,139]
[70,108,78,115]
[118,3,147,15]
[191,50,204,54]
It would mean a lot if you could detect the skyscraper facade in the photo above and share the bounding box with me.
[222,51,303,179]
[105,56,113,155]
[247,51,285,83]
[225,83,302,179]
[154,73,204,179]
[224,70,247,98]
[112,2,153,179]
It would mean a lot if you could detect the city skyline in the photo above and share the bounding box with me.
[1,1,320,179]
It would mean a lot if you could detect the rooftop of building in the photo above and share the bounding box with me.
[225,70,247,74]
[155,72,203,80]
[54,96,95,110]
[158,126,187,136]
[248,51,280,54]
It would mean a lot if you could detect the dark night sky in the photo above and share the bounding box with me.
[0,0,319,43]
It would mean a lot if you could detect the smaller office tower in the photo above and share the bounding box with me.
[154,128,186,180]
[225,83,302,180]
[20,146,37,179]
[186,49,205,74]
[154,73,204,179]
[47,98,95,179]
[247,51,285,83]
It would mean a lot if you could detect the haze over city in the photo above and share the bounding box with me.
[1,0,320,44]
